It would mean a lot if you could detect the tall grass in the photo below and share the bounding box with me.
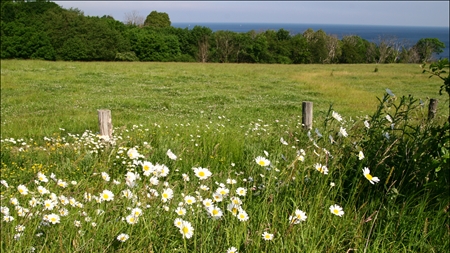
[1,60,448,252]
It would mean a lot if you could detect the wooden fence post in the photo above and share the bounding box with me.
[302,101,313,130]
[428,99,438,120]
[98,109,112,138]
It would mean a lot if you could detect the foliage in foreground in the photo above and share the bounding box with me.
[0,92,449,252]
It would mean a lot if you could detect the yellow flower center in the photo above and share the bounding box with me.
[333,209,339,214]
[259,161,265,166]
[212,209,219,215]
[103,194,109,199]
[143,165,149,171]
[162,193,168,198]
[183,227,189,234]
[199,171,205,177]
[365,174,373,180]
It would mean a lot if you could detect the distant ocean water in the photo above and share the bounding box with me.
[172,23,450,59]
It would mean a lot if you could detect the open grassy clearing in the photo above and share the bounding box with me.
[1,60,447,139]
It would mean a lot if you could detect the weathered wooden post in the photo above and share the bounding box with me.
[302,101,313,130]
[428,99,438,120]
[97,109,112,139]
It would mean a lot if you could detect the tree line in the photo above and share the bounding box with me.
[1,0,446,63]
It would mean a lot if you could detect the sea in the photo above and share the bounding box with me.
[172,23,450,60]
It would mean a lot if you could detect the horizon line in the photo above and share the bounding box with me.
[168,21,449,28]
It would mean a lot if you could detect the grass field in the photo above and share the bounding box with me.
[1,60,447,138]
[1,60,449,252]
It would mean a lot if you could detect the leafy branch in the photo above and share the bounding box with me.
[422,58,450,96]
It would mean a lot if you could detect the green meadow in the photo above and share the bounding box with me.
[1,60,446,138]
[1,60,448,252]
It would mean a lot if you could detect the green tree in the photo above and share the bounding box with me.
[339,35,367,63]
[190,26,213,62]
[262,30,279,63]
[144,11,171,28]
[39,7,129,61]
[158,26,196,62]
[270,29,293,64]
[324,34,340,64]
[242,31,270,63]
[213,30,236,63]
[128,28,181,62]
[59,37,89,60]
[233,32,253,63]
[1,0,59,59]
[365,41,378,63]
[303,29,328,63]
[414,38,445,63]
[289,34,309,64]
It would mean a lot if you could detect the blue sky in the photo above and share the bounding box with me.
[53,1,449,27]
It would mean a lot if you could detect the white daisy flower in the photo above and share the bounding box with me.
[362,167,380,184]
[255,156,270,167]
[332,111,343,122]
[46,213,61,224]
[329,204,344,217]
[236,187,247,196]
[339,127,348,137]
[179,220,194,239]
[289,209,307,224]
[193,167,212,180]
[17,185,28,195]
[117,233,129,242]
[262,232,274,241]
[237,210,249,222]
[100,189,114,202]
[166,149,177,160]
[358,151,365,160]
